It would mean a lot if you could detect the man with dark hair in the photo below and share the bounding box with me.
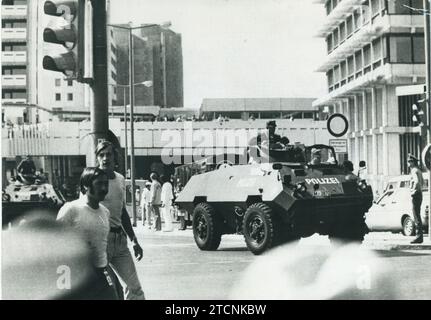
[16,155,37,183]
[248,121,290,164]
[57,167,119,300]
[95,141,145,300]
[408,154,424,244]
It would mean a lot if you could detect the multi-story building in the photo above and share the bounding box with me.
[313,0,426,192]
[113,24,184,108]
[1,0,118,124]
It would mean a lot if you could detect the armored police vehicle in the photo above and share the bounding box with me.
[2,176,65,228]
[175,143,373,255]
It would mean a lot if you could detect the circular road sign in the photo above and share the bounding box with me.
[422,143,431,170]
[327,113,349,138]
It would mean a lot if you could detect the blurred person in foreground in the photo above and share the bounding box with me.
[229,242,399,300]
[95,141,145,300]
[57,167,119,299]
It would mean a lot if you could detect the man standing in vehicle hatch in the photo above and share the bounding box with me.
[408,154,424,244]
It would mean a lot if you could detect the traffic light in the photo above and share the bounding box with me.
[412,99,427,137]
[42,0,93,83]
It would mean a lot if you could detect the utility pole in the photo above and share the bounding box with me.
[88,0,109,164]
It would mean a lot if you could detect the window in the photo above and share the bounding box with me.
[346,16,353,36]
[347,56,355,75]
[55,93,61,101]
[355,50,363,71]
[387,0,414,14]
[363,44,372,66]
[340,61,347,80]
[67,93,73,101]
[362,1,371,23]
[390,36,412,63]
[2,66,26,75]
[327,69,334,87]
[372,38,382,61]
[55,79,61,87]
[327,34,333,53]
[333,65,340,84]
[67,80,73,86]
[413,35,425,63]
[371,0,380,16]
[339,22,346,42]
[354,9,362,30]
[303,112,314,119]
[333,29,339,47]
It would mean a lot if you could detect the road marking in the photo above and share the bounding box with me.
[140,259,254,268]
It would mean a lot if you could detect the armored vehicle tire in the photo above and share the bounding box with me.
[243,203,279,255]
[192,203,222,251]
[402,216,415,237]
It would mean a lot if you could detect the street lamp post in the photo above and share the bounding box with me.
[108,22,170,227]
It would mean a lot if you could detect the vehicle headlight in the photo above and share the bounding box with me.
[357,180,368,191]
[295,182,307,194]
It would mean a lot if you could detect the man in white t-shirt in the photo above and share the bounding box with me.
[95,141,145,300]
[57,167,118,299]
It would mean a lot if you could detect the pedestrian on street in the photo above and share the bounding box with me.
[57,167,119,300]
[141,182,152,228]
[408,154,424,244]
[95,141,146,300]
[150,172,162,231]
[161,175,174,232]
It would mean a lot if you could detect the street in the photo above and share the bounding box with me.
[134,225,431,300]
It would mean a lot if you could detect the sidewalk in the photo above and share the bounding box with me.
[134,222,431,250]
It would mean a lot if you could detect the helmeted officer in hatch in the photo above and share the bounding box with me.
[247,121,291,164]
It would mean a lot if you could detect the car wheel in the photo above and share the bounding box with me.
[243,203,279,255]
[402,216,416,237]
[192,202,222,251]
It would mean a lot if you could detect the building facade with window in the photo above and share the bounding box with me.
[113,24,184,109]
[313,0,426,192]
[200,98,320,121]
[1,0,118,124]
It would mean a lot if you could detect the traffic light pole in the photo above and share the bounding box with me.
[129,29,137,227]
[89,0,109,163]
[425,0,431,241]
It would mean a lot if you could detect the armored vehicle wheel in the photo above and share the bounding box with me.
[243,203,279,255]
[402,216,415,236]
[192,203,222,251]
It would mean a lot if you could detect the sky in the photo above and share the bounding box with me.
[110,0,328,109]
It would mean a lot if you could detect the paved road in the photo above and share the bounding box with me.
[132,226,431,300]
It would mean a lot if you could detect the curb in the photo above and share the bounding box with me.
[135,226,431,250]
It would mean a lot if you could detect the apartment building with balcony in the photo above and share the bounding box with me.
[1,0,118,125]
[313,0,426,192]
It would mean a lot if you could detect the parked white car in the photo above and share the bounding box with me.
[365,175,429,236]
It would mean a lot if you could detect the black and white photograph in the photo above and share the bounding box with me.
[2,0,431,305]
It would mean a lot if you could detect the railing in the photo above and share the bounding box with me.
[1,119,334,157]
[1,28,27,41]
[1,51,27,65]
[1,75,26,87]
[2,98,27,104]
[1,5,27,19]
